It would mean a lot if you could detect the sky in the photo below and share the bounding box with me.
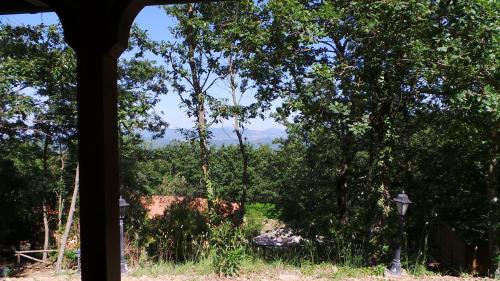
[0,6,284,131]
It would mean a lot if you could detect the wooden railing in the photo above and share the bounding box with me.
[14,250,57,267]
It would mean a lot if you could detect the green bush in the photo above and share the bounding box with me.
[63,249,79,269]
[242,212,264,240]
[144,200,209,262]
[247,203,279,219]
[211,221,246,276]
[243,203,279,239]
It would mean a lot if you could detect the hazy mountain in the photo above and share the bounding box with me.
[143,127,287,147]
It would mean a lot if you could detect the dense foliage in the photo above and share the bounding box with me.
[0,0,498,277]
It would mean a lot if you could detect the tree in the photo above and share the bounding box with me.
[55,163,78,271]
[203,0,263,224]
[251,0,499,264]
[0,22,169,269]
[442,1,499,270]
[411,0,499,273]
[159,3,223,206]
[0,24,40,142]
[1,23,77,259]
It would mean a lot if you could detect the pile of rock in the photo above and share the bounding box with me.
[252,228,302,247]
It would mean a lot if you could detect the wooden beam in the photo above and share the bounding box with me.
[0,0,210,16]
[76,49,121,281]
[146,0,214,5]
[0,0,51,15]
[16,253,52,264]
[15,250,57,254]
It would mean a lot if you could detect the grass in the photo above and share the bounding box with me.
[130,255,390,280]
[331,265,385,280]
[240,255,294,273]
[300,261,338,278]
[130,255,309,278]
[130,259,212,277]
[128,222,438,280]
[407,262,437,277]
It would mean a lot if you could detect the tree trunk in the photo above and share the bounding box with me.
[336,160,349,224]
[487,125,499,276]
[235,129,249,226]
[55,163,79,272]
[58,195,63,230]
[185,4,210,197]
[197,98,210,195]
[336,129,354,224]
[368,101,393,261]
[42,202,49,261]
[42,135,50,261]
[57,149,66,229]
[228,53,249,226]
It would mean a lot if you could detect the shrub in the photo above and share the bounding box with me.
[247,203,279,219]
[63,249,79,269]
[242,210,264,240]
[211,221,246,276]
[243,203,279,239]
[144,200,209,262]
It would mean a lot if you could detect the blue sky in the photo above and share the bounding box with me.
[0,6,283,131]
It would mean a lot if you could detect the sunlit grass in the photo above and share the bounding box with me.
[331,265,385,280]
[130,255,391,280]
[130,258,212,277]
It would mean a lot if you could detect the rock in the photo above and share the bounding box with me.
[253,228,303,247]
[278,273,299,280]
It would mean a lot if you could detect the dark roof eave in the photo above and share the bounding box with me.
[0,0,52,15]
[0,0,210,16]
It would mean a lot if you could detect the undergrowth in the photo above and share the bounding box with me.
[130,255,388,279]
[130,259,212,277]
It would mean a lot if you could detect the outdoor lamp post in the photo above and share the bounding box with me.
[388,191,411,277]
[119,196,129,274]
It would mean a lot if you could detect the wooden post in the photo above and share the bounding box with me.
[75,48,121,281]
[54,1,146,279]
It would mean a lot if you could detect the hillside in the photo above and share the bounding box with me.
[143,127,286,147]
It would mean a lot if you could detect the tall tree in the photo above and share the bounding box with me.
[251,0,498,262]
[442,1,499,271]
[160,3,222,203]
[1,23,77,257]
[204,0,263,224]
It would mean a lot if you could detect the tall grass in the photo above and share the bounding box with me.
[128,203,438,279]
[130,259,212,277]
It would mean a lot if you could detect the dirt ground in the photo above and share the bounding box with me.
[2,268,495,281]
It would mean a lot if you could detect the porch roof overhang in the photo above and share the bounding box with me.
[0,0,51,14]
[0,0,192,15]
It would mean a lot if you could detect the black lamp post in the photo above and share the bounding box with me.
[119,196,129,274]
[388,191,411,276]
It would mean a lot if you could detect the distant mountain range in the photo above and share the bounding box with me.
[142,127,287,147]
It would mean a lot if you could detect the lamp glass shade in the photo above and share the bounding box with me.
[396,202,410,216]
[393,192,411,216]
[119,196,129,219]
